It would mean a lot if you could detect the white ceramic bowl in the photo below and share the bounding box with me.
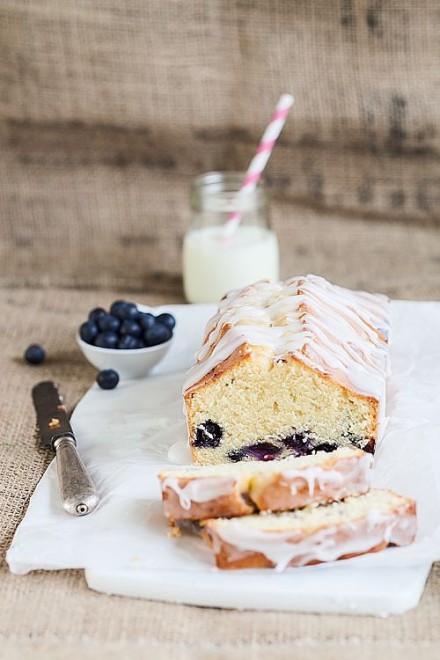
[76,334,173,380]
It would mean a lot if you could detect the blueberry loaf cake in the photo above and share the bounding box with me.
[183,275,390,465]
[159,447,371,523]
[202,489,416,570]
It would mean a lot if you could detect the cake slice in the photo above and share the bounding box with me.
[202,489,416,570]
[159,447,371,522]
[183,274,390,465]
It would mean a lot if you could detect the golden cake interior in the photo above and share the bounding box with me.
[186,349,377,465]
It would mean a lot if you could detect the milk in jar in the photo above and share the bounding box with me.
[183,172,280,303]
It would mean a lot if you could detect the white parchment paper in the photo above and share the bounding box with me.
[6,302,440,575]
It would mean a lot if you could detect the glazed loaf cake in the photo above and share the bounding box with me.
[159,447,371,522]
[183,275,390,465]
[202,489,416,570]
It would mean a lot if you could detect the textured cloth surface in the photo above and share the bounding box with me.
[1,0,440,290]
[0,286,440,659]
[1,192,440,297]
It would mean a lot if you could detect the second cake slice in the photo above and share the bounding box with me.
[202,489,416,570]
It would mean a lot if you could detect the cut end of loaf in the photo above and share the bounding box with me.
[186,352,378,465]
[184,275,389,466]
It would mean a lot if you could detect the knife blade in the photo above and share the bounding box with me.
[32,381,100,516]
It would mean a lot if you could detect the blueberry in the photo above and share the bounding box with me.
[139,312,155,330]
[229,442,283,462]
[117,302,140,321]
[79,321,99,344]
[193,420,223,448]
[144,324,172,346]
[244,442,282,461]
[88,307,107,323]
[96,369,119,390]
[155,313,176,330]
[24,344,45,365]
[94,331,119,349]
[228,449,245,462]
[120,320,142,337]
[110,300,128,318]
[313,442,338,454]
[97,314,121,333]
[118,335,140,350]
[282,431,315,456]
[361,439,375,454]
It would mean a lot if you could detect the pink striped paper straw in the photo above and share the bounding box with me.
[223,93,294,239]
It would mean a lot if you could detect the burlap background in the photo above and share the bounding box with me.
[1,1,440,657]
[1,0,440,293]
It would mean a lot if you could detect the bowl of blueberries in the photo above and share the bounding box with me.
[77,300,176,380]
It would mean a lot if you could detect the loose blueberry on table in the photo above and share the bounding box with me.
[96,369,120,390]
[79,301,176,350]
[24,344,45,365]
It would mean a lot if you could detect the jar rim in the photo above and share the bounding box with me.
[190,171,268,212]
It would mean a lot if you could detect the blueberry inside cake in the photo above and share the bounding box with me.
[183,274,390,465]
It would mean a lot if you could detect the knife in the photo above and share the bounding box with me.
[32,381,100,516]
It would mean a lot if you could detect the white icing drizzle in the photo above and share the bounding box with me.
[162,477,236,511]
[281,467,343,498]
[280,453,372,498]
[183,274,390,401]
[209,508,416,572]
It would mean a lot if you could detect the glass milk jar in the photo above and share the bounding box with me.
[183,172,280,303]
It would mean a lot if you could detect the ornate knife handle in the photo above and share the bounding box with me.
[53,435,100,516]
